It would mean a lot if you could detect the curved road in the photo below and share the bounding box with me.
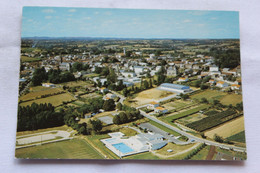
[140,110,246,153]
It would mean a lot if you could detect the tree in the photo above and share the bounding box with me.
[103,99,115,111]
[119,112,128,123]
[123,88,128,97]
[200,97,209,104]
[143,80,149,89]
[214,134,224,143]
[32,67,47,86]
[90,119,103,133]
[113,115,121,124]
[116,102,123,110]
[200,84,208,90]
[149,78,153,88]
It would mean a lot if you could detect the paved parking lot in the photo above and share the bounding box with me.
[138,122,191,145]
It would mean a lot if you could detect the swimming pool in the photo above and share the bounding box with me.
[112,143,134,154]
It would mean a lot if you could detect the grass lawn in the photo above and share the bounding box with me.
[149,120,180,136]
[20,93,75,107]
[226,131,246,143]
[191,89,227,103]
[163,104,209,122]
[21,55,41,62]
[190,145,210,160]
[220,94,242,106]
[15,138,104,159]
[86,135,119,159]
[60,81,92,88]
[155,143,196,156]
[162,100,195,111]
[19,88,63,101]
[124,152,160,160]
[119,127,138,136]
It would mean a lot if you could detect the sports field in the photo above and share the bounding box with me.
[15,138,104,159]
[204,116,245,139]
[20,93,75,107]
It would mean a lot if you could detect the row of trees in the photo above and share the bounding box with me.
[17,103,64,131]
[32,67,75,86]
[113,110,143,125]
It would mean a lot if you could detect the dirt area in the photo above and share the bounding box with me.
[206,146,216,160]
[205,116,245,139]
[130,88,173,106]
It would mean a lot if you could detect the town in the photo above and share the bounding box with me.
[16,38,246,160]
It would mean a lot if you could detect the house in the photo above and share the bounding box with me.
[155,107,168,114]
[167,66,177,76]
[59,62,71,71]
[231,84,241,90]
[121,71,136,78]
[123,81,134,87]
[103,93,117,100]
[42,83,55,87]
[100,87,108,93]
[178,77,189,82]
[158,83,192,93]
[147,101,160,109]
[209,79,216,84]
[134,66,144,74]
[210,65,219,72]
[216,81,229,88]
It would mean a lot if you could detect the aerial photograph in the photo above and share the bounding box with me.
[16,7,246,160]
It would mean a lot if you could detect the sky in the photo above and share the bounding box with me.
[22,7,240,39]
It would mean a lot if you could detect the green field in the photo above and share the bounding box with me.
[220,94,243,106]
[15,138,104,159]
[149,120,180,136]
[163,104,209,123]
[21,56,41,62]
[124,151,160,160]
[191,89,227,103]
[19,88,63,101]
[86,135,119,159]
[190,145,210,160]
[226,131,246,143]
[20,93,75,107]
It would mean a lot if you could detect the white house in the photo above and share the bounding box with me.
[147,101,160,109]
[178,77,189,82]
[210,65,219,72]
[134,66,144,74]
[155,107,168,114]
[121,71,136,78]
[216,81,229,88]
[42,83,55,87]
[167,66,177,76]
[231,84,241,90]
[103,93,117,100]
[100,87,109,93]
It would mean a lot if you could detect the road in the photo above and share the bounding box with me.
[140,110,246,153]
[109,90,126,104]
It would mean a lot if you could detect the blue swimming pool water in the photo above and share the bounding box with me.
[112,143,134,154]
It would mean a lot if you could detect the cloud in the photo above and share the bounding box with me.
[183,19,191,23]
[211,17,218,20]
[42,9,55,13]
[45,16,52,19]
[68,9,76,13]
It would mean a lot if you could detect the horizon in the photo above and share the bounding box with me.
[22,7,240,39]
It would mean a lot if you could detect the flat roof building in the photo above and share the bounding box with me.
[158,83,192,93]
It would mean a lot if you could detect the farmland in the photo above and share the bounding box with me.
[220,94,243,105]
[20,93,75,107]
[186,109,239,132]
[205,116,245,139]
[177,113,208,125]
[21,55,41,62]
[19,88,63,101]
[163,104,209,123]
[15,138,104,159]
[191,89,227,103]
[226,131,246,143]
